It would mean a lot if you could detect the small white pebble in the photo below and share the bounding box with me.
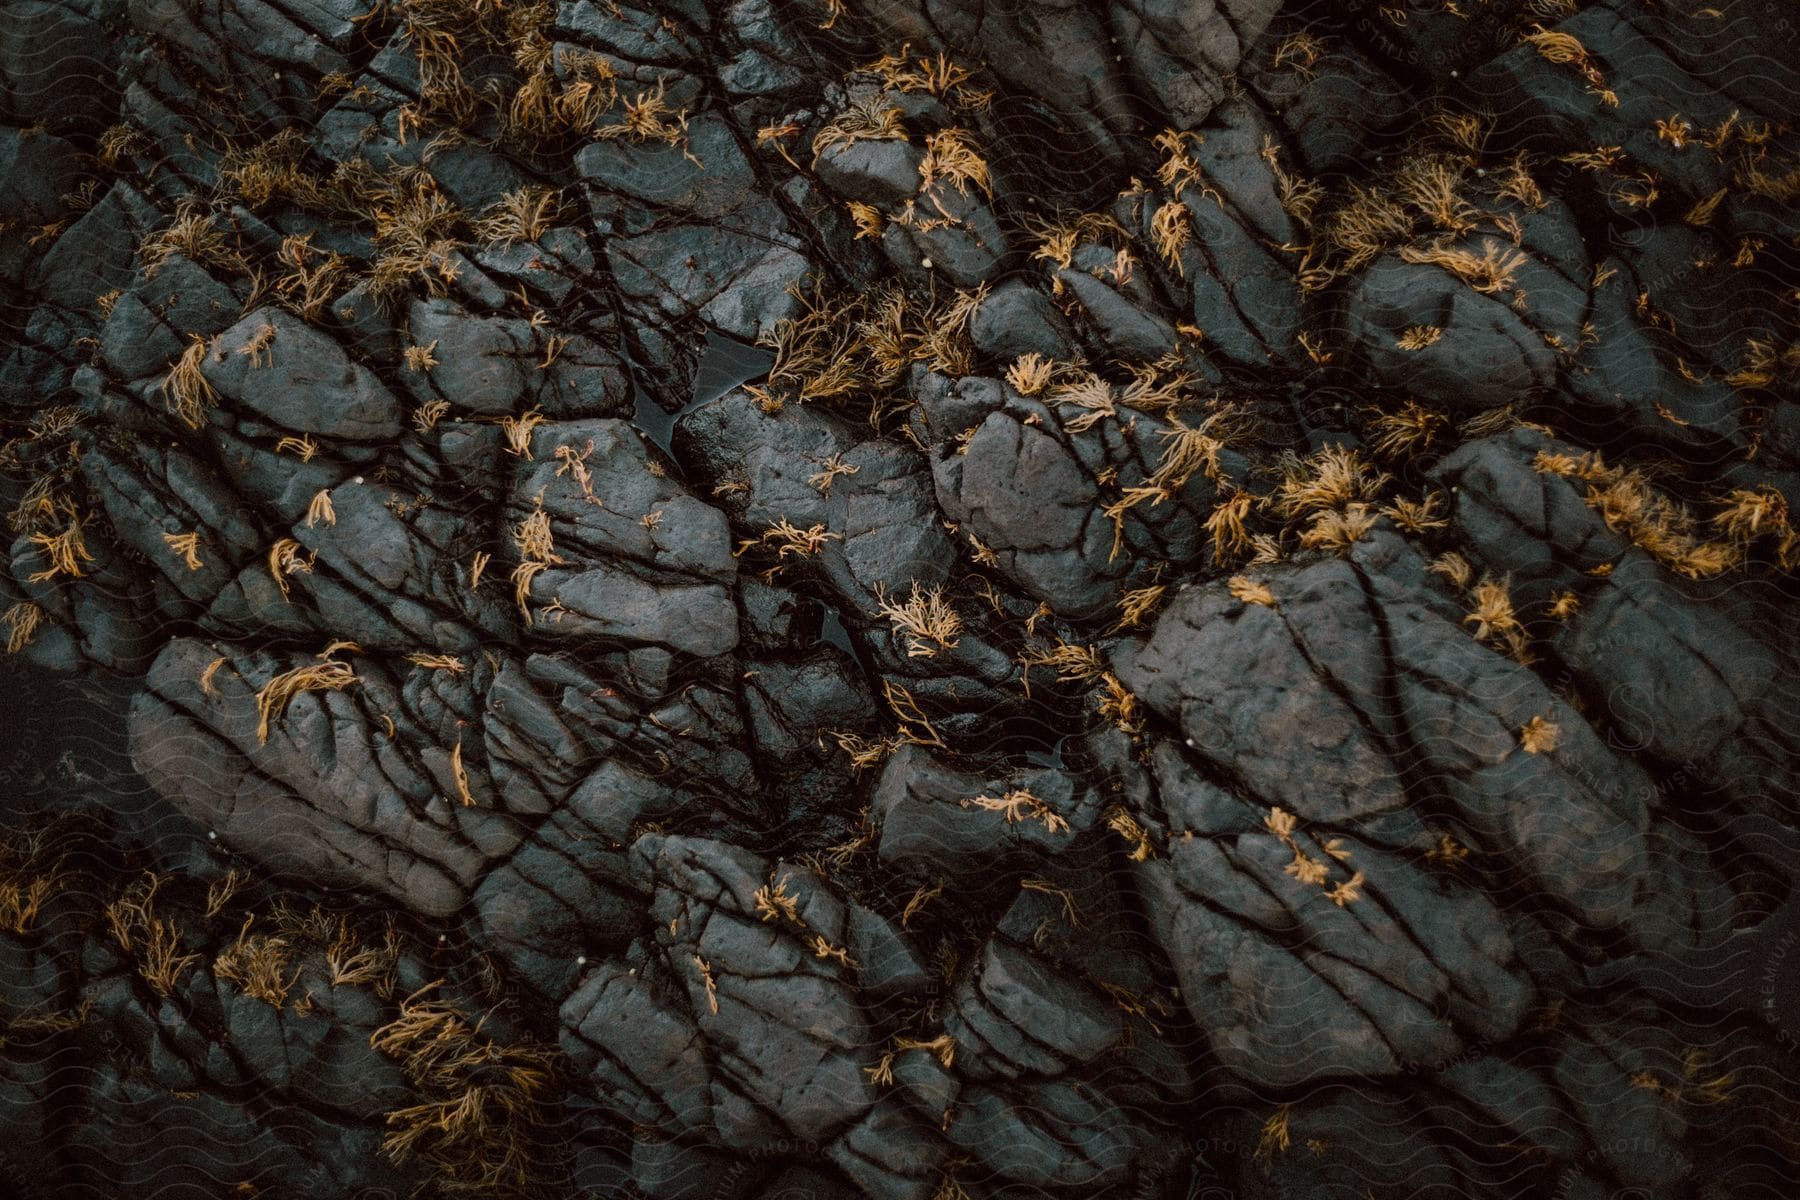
[577,955,587,965]
[351,475,364,484]
[207,830,217,840]
[437,934,446,942]
[920,257,933,270]
[1475,168,1486,177]
[1450,70,1459,78]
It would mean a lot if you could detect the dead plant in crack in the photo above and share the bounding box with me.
[24,502,94,584]
[104,874,200,998]
[370,980,561,1193]
[961,789,1069,834]
[1712,486,1798,569]
[1463,574,1532,663]
[159,335,217,429]
[919,128,992,198]
[895,1032,956,1069]
[500,407,546,458]
[1272,445,1391,519]
[1206,491,1255,566]
[511,501,569,622]
[1229,575,1277,607]
[806,452,859,496]
[1519,715,1560,754]
[213,914,298,1008]
[1114,582,1166,630]
[267,537,316,600]
[3,602,46,655]
[1254,1104,1294,1163]
[326,917,400,995]
[474,186,562,245]
[812,95,909,161]
[276,233,353,322]
[1298,503,1380,554]
[735,518,840,580]
[0,826,69,934]
[139,201,231,278]
[882,680,944,749]
[875,581,962,658]
[1018,639,1106,687]
[1533,449,1742,579]
[255,657,357,745]
[1398,237,1527,296]
[1366,399,1449,460]
[305,489,336,528]
[1264,807,1361,903]
[162,531,204,571]
[1004,352,1055,396]
[594,80,699,165]
[1105,807,1155,861]
[753,879,804,926]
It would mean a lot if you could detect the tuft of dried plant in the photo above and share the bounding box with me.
[876,581,963,657]
[255,658,357,745]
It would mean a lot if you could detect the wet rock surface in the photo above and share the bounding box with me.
[3,1,1800,1198]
